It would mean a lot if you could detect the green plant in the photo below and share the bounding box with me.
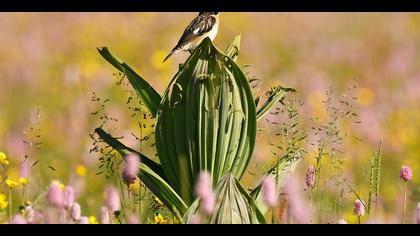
[95,35,295,223]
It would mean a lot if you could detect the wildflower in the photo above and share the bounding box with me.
[105,185,120,212]
[25,205,35,224]
[262,176,278,208]
[400,165,412,182]
[47,181,64,208]
[200,192,216,215]
[122,154,140,185]
[189,215,201,224]
[284,176,311,224]
[88,216,98,224]
[354,199,365,216]
[153,214,167,224]
[127,214,139,224]
[195,171,212,198]
[5,179,19,189]
[64,186,75,209]
[416,202,420,224]
[337,219,348,224]
[71,203,81,221]
[20,160,30,179]
[19,178,28,185]
[79,216,89,224]
[11,214,26,224]
[98,206,110,224]
[305,166,316,189]
[75,164,87,177]
[0,152,9,165]
[0,193,9,210]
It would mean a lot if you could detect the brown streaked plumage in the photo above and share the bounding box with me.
[163,12,220,62]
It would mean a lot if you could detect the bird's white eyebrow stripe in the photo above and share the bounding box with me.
[193,28,200,34]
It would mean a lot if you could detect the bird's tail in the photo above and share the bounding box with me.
[163,48,179,62]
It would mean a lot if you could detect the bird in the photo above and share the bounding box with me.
[163,12,220,62]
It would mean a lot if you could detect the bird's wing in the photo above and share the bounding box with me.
[175,15,217,48]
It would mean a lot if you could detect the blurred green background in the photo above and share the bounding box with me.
[0,13,419,223]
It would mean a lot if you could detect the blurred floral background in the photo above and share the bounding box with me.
[0,12,419,223]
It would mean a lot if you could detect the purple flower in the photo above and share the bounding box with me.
[20,160,30,179]
[71,203,81,221]
[195,171,212,199]
[99,206,110,224]
[64,186,75,209]
[122,154,140,185]
[78,216,89,224]
[354,199,365,216]
[11,214,27,224]
[200,192,216,215]
[105,186,120,212]
[400,165,413,182]
[262,176,278,208]
[305,166,316,189]
[47,181,64,208]
[127,214,139,224]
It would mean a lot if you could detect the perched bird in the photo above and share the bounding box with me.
[163,12,220,62]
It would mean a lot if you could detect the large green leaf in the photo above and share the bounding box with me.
[139,163,188,216]
[183,173,266,224]
[256,86,296,121]
[97,47,162,117]
[155,37,257,204]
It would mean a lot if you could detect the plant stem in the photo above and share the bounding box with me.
[8,189,12,221]
[402,181,407,224]
[358,216,361,224]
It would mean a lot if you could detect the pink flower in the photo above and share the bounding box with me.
[127,214,139,224]
[64,186,75,209]
[11,214,27,224]
[71,203,81,221]
[195,171,212,198]
[99,206,110,224]
[354,199,365,216]
[47,181,64,208]
[122,154,140,185]
[284,176,311,224]
[78,216,89,224]
[262,176,278,208]
[400,165,413,182]
[105,186,120,212]
[201,192,216,215]
[305,166,316,189]
[189,215,201,224]
[20,160,30,179]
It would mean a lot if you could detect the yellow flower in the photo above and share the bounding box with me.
[170,217,180,224]
[88,216,98,224]
[0,152,9,165]
[5,179,19,189]
[75,164,87,177]
[0,193,9,210]
[356,87,375,107]
[19,177,29,185]
[129,177,141,193]
[153,214,167,224]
